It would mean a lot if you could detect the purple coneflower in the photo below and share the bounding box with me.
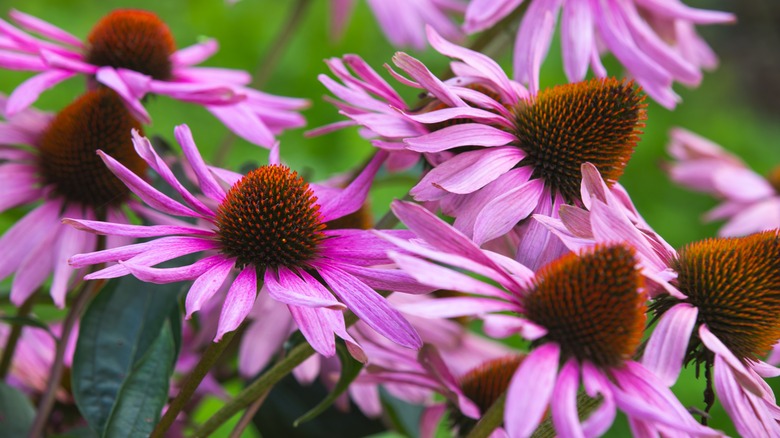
[66,125,424,356]
[0,88,144,306]
[665,127,780,237]
[463,0,734,108]
[320,28,647,266]
[538,166,780,435]
[0,9,307,147]
[379,200,718,437]
[643,231,780,436]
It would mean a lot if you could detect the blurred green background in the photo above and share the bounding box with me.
[0,0,778,436]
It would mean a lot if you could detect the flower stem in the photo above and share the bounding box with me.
[28,279,104,438]
[213,0,312,166]
[192,311,360,437]
[0,294,37,378]
[465,391,506,438]
[150,330,238,438]
[191,341,315,437]
[227,388,270,438]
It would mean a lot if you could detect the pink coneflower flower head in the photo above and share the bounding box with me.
[382,201,719,437]
[393,30,646,248]
[665,128,780,236]
[66,126,423,357]
[643,230,780,436]
[463,0,734,108]
[329,0,466,49]
[0,9,307,147]
[0,88,145,307]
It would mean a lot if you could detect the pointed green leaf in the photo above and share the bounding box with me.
[71,276,182,435]
[0,382,35,437]
[293,341,364,426]
[103,320,176,438]
[0,315,54,337]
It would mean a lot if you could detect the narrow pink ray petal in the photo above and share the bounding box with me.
[215,267,258,341]
[642,303,697,387]
[404,123,515,153]
[185,259,235,318]
[552,359,584,438]
[264,267,345,309]
[174,124,227,201]
[120,254,225,284]
[505,343,560,438]
[316,261,421,349]
[473,178,546,245]
[699,324,765,396]
[9,10,83,47]
[64,218,212,238]
[6,70,75,116]
[97,151,203,218]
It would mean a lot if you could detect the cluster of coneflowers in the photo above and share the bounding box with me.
[0,2,777,438]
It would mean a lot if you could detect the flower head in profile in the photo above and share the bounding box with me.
[665,128,780,236]
[0,88,145,306]
[329,0,466,49]
[379,201,718,437]
[463,0,734,108]
[66,125,424,357]
[643,230,780,436]
[0,9,307,147]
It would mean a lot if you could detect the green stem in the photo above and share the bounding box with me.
[465,392,506,438]
[227,388,270,438]
[28,279,104,438]
[213,0,313,166]
[192,341,315,438]
[150,330,238,438]
[0,294,37,378]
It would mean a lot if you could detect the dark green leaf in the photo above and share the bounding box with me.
[71,276,182,435]
[0,382,35,437]
[103,320,176,438]
[293,341,364,426]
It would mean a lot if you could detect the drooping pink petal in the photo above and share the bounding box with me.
[94,67,151,123]
[561,0,593,82]
[316,261,421,349]
[482,314,546,340]
[505,343,560,438]
[552,359,584,438]
[264,267,346,309]
[341,264,434,295]
[642,303,697,387]
[392,52,465,107]
[513,0,562,92]
[174,124,227,201]
[314,149,387,221]
[581,363,617,437]
[419,404,447,438]
[50,205,88,307]
[699,324,764,396]
[63,218,212,238]
[397,295,516,319]
[11,221,57,306]
[184,259,234,320]
[0,200,59,280]
[215,267,258,341]
[463,0,524,33]
[238,295,294,377]
[206,103,275,148]
[6,70,76,116]
[473,178,546,245]
[171,39,219,67]
[120,254,225,284]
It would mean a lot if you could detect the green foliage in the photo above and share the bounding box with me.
[0,382,36,437]
[71,277,182,436]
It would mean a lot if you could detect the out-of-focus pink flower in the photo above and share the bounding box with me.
[0,89,147,307]
[378,200,718,437]
[0,322,77,402]
[66,126,427,355]
[0,9,307,147]
[329,0,466,49]
[463,0,734,108]
[666,128,780,237]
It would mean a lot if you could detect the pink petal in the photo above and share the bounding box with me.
[404,123,515,153]
[397,295,516,319]
[206,103,275,148]
[341,264,434,295]
[315,261,421,349]
[11,222,57,306]
[264,267,346,309]
[215,267,258,341]
[174,124,226,201]
[464,0,524,33]
[641,303,697,387]
[513,0,562,92]
[561,0,593,82]
[411,146,524,199]
[552,359,584,438]
[97,151,203,218]
[0,200,59,280]
[238,296,293,377]
[9,10,83,47]
[63,218,211,238]
[94,67,151,123]
[314,150,387,221]
[699,324,765,396]
[505,343,560,437]
[171,39,219,66]
[419,404,446,438]
[473,178,545,245]
[184,259,234,318]
[6,70,75,116]
[50,206,90,307]
[392,52,465,107]
[120,254,225,284]
[482,314,546,340]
